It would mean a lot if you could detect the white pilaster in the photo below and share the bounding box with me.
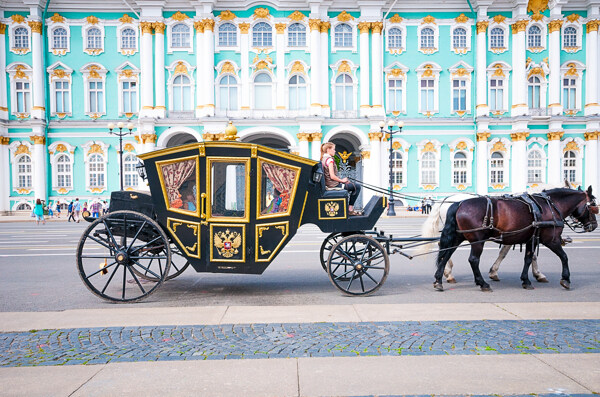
[585,20,599,115]
[510,129,529,193]
[202,19,215,117]
[139,22,154,117]
[310,132,323,160]
[475,20,489,117]
[548,19,563,115]
[154,22,166,118]
[275,23,286,112]
[511,20,528,117]
[320,22,330,117]
[358,22,371,117]
[368,130,383,188]
[0,137,9,212]
[547,125,564,186]
[0,24,8,120]
[30,135,47,201]
[584,131,599,192]
[371,22,384,116]
[195,22,205,117]
[240,23,250,114]
[361,145,374,203]
[476,132,490,195]
[29,21,44,119]
[309,19,321,115]
[297,133,310,158]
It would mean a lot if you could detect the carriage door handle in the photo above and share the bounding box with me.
[200,193,207,220]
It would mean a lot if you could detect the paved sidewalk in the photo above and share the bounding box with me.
[1,302,599,396]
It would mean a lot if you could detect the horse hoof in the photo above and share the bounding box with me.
[433,282,444,291]
[536,277,549,283]
[446,277,457,284]
[489,274,500,282]
[480,285,493,292]
[522,284,535,290]
[560,280,571,290]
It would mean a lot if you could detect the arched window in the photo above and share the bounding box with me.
[172,24,190,48]
[219,75,238,110]
[121,28,136,49]
[15,80,31,113]
[14,27,29,48]
[335,74,354,111]
[490,27,504,48]
[392,151,403,185]
[453,27,467,49]
[17,155,32,188]
[563,26,577,47]
[420,28,435,48]
[172,75,192,111]
[86,27,102,49]
[527,150,543,183]
[88,154,105,188]
[289,75,307,110]
[388,78,403,111]
[421,152,436,184]
[218,23,237,47]
[528,76,542,109]
[453,152,467,184]
[123,153,138,188]
[388,28,402,49]
[528,25,541,48]
[288,23,306,47]
[562,77,577,110]
[490,151,504,184]
[52,27,68,49]
[16,203,32,211]
[334,24,352,47]
[254,73,272,109]
[56,154,72,188]
[563,150,577,183]
[253,22,272,47]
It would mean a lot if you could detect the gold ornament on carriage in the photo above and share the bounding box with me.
[214,229,242,258]
[324,202,340,217]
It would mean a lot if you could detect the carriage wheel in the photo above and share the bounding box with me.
[132,243,190,281]
[319,231,365,272]
[76,210,171,303]
[327,234,389,296]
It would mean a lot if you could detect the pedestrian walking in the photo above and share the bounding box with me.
[55,201,61,218]
[67,201,75,222]
[425,197,432,214]
[48,201,54,218]
[33,199,45,225]
[102,200,109,215]
[73,198,82,223]
[421,199,425,214]
[91,200,101,218]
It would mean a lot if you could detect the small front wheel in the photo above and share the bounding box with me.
[327,234,389,296]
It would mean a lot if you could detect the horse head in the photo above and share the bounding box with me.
[570,186,598,232]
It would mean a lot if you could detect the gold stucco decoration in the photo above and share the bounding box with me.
[527,0,548,21]
[455,14,469,23]
[28,21,42,34]
[493,15,507,24]
[421,64,435,78]
[389,68,405,78]
[119,14,134,24]
[565,63,578,77]
[88,144,104,155]
[308,19,321,31]
[140,21,154,34]
[171,12,189,21]
[30,135,46,145]
[55,144,67,153]
[491,141,507,152]
[174,61,189,75]
[563,141,579,152]
[510,132,529,141]
[153,22,165,34]
[86,16,99,25]
[338,60,351,74]
[527,67,545,79]
[476,21,489,33]
[422,142,436,152]
[219,10,236,21]
[11,15,26,24]
[452,68,470,77]
[584,132,599,141]
[422,15,436,25]
[587,20,599,33]
[511,20,528,33]
[357,22,371,34]
[337,11,354,22]
[492,64,505,77]
[548,19,563,32]
[288,11,305,21]
[15,144,31,155]
[15,65,29,79]
[87,65,101,79]
[256,60,270,71]
[389,14,403,24]
[221,61,235,75]
[456,141,467,150]
[50,13,65,24]
[566,14,580,23]
[477,132,491,141]
[123,143,135,152]
[238,23,250,34]
[290,61,305,74]
[254,8,270,19]
[275,23,287,34]
[320,22,331,33]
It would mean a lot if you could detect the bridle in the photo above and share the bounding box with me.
[566,192,598,233]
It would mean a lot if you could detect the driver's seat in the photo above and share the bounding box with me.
[316,162,349,199]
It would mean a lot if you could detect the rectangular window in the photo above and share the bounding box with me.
[54,81,70,113]
[490,79,504,111]
[122,81,138,113]
[452,79,467,112]
[211,161,247,218]
[563,78,577,110]
[420,79,434,111]
[388,79,402,111]
[89,81,104,113]
[15,81,31,113]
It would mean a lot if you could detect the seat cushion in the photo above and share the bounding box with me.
[323,189,349,199]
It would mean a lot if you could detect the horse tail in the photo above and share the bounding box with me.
[436,201,461,269]
[416,201,445,255]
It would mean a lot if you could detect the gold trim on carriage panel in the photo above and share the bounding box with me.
[167,217,201,258]
[256,156,302,221]
[318,198,347,220]
[210,223,246,263]
[206,157,251,223]
[155,155,201,218]
[138,142,202,160]
[255,221,289,262]
[298,191,308,225]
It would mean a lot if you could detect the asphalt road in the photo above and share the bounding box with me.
[1,217,600,311]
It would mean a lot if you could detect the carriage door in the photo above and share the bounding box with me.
[204,157,251,270]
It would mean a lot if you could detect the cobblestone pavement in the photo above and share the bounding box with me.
[1,319,598,367]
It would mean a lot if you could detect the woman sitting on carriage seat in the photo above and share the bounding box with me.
[321,142,362,216]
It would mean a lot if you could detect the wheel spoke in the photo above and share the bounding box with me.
[80,254,118,259]
[363,265,386,270]
[130,236,162,253]
[129,256,169,260]
[121,214,127,248]
[102,219,120,249]
[345,270,357,291]
[363,270,379,284]
[131,260,162,279]
[126,265,146,295]
[122,263,127,300]
[86,260,118,279]
[101,263,121,294]
[127,220,148,251]
[86,234,114,252]
[359,241,371,263]
[359,273,365,292]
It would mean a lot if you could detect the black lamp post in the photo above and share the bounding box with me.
[107,121,134,191]
[379,119,404,216]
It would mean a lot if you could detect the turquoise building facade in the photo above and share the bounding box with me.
[0,0,599,213]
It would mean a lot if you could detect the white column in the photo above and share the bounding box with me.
[475,21,489,117]
[275,23,286,111]
[361,147,374,203]
[28,21,44,119]
[309,19,321,115]
[0,138,9,212]
[547,130,564,186]
[195,22,205,117]
[476,132,490,195]
[585,21,599,115]
[143,133,157,154]
[584,132,599,191]
[239,23,250,113]
[548,20,563,115]
[153,22,166,118]
[320,22,330,117]
[0,24,8,120]
[511,20,528,117]
[310,132,322,160]
[202,19,215,117]
[297,133,310,158]
[30,135,47,201]
[510,132,529,193]
[139,22,154,117]
[358,22,371,117]
[371,22,383,116]
[368,132,383,188]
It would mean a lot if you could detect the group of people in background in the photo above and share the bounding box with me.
[421,197,433,214]
[32,198,108,225]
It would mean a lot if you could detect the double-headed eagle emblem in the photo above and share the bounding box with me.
[324,201,340,217]
[214,229,242,258]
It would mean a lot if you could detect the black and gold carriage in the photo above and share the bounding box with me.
[76,140,389,302]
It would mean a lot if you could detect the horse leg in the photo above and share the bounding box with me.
[531,253,549,283]
[434,245,460,291]
[467,243,492,292]
[444,259,457,283]
[545,241,571,289]
[521,240,535,290]
[489,245,510,281]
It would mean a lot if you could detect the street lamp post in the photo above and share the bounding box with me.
[107,122,135,191]
[379,119,404,216]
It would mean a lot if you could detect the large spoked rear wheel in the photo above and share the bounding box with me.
[132,243,190,281]
[319,231,364,272]
[76,210,171,303]
[327,234,389,296]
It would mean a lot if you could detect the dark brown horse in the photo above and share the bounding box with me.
[434,187,598,292]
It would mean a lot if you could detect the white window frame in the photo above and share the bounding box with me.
[487,62,511,115]
[166,60,196,114]
[526,144,546,185]
[287,73,308,111]
[252,21,274,49]
[167,16,194,54]
[526,23,546,52]
[48,23,70,56]
[560,61,585,114]
[82,141,109,193]
[9,141,33,194]
[80,63,108,117]
[448,62,473,115]
[417,140,442,189]
[449,139,474,189]
[386,138,410,190]
[215,22,239,52]
[284,60,310,116]
[416,63,441,115]
[115,62,140,116]
[252,71,275,110]
[330,60,358,117]
[385,23,406,54]
[488,138,511,189]
[117,24,138,56]
[47,62,73,117]
[418,24,439,54]
[384,63,408,114]
[488,24,508,54]
[13,201,33,211]
[6,62,33,118]
[10,23,31,55]
[48,142,75,193]
[82,22,105,55]
[560,138,584,186]
[287,22,307,49]
[122,152,140,190]
[450,22,472,54]
[561,22,582,53]
[216,73,240,113]
[331,20,357,53]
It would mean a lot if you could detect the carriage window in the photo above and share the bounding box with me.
[260,161,299,216]
[160,158,198,212]
[211,162,246,218]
